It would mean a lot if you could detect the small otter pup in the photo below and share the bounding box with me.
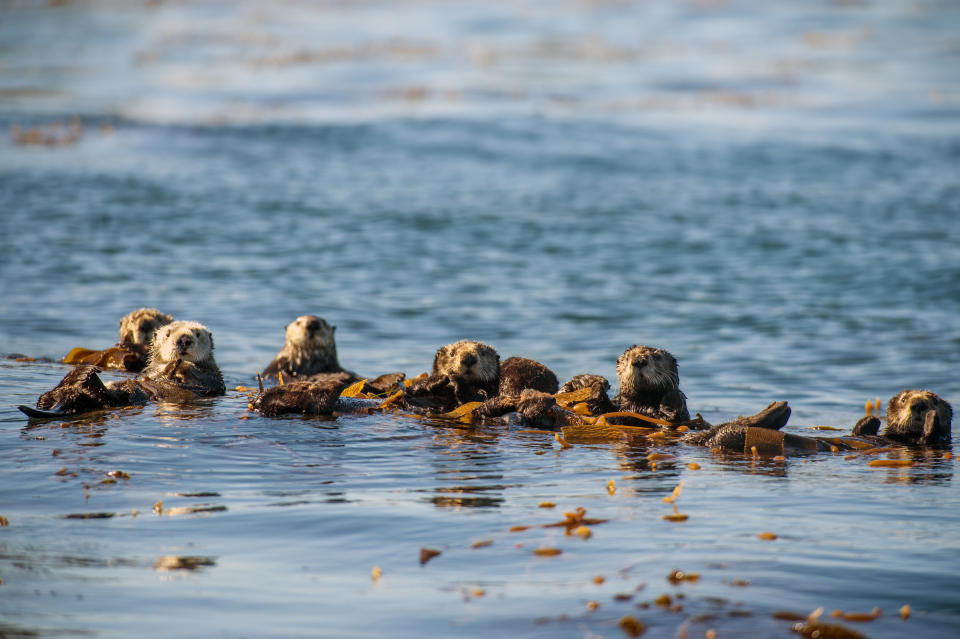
[141,320,225,397]
[62,308,174,372]
[263,315,356,381]
[614,345,689,422]
[882,389,952,446]
[404,340,501,413]
[559,374,617,415]
[498,356,559,396]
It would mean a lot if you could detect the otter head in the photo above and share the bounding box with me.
[285,315,336,353]
[119,308,173,346]
[150,320,214,365]
[616,345,680,394]
[432,340,500,384]
[885,389,953,445]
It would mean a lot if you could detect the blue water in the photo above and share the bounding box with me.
[1,1,959,637]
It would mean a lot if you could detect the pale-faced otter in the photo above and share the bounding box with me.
[882,389,952,446]
[141,320,225,397]
[263,315,356,381]
[403,340,501,413]
[498,356,559,396]
[61,308,174,373]
[614,345,690,422]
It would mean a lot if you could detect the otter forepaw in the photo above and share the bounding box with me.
[852,415,881,437]
[921,409,945,445]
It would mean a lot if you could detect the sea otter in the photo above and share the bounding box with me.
[262,315,357,381]
[473,356,559,420]
[61,308,174,372]
[261,315,404,395]
[29,365,148,417]
[20,320,224,418]
[252,378,349,417]
[119,308,174,347]
[403,340,501,413]
[140,320,225,397]
[614,345,690,422]
[498,356,559,396]
[559,374,617,415]
[881,389,952,446]
[684,390,954,453]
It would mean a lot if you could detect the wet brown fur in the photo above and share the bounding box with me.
[883,389,952,446]
[252,379,348,417]
[498,356,558,397]
[36,365,148,415]
[263,315,355,381]
[404,340,500,413]
[559,374,617,415]
[614,345,689,421]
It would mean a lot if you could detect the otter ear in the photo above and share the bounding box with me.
[332,326,336,333]
[206,331,215,351]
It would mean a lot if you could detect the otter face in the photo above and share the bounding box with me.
[433,340,500,383]
[151,321,214,364]
[616,345,680,393]
[285,315,336,351]
[119,308,173,345]
[885,389,953,443]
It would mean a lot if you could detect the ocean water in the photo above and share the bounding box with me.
[1,1,959,637]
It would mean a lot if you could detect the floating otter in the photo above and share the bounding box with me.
[141,321,225,397]
[62,308,174,372]
[261,315,404,396]
[28,365,148,417]
[559,374,617,416]
[685,390,953,454]
[20,320,225,418]
[262,315,357,381]
[614,345,690,422]
[403,340,501,414]
[879,389,952,446]
[474,357,559,420]
[252,378,349,417]
[119,308,174,347]
[498,356,558,396]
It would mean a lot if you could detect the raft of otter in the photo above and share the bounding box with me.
[19,312,953,456]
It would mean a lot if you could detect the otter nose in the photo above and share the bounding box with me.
[462,353,477,368]
[633,358,646,368]
[306,320,320,334]
[176,334,193,350]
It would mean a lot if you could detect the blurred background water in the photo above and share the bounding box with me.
[1,1,959,637]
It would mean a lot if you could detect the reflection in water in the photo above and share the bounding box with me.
[425,423,509,510]
[153,555,216,571]
[153,400,217,422]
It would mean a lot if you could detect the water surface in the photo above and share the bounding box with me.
[1,1,959,637]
